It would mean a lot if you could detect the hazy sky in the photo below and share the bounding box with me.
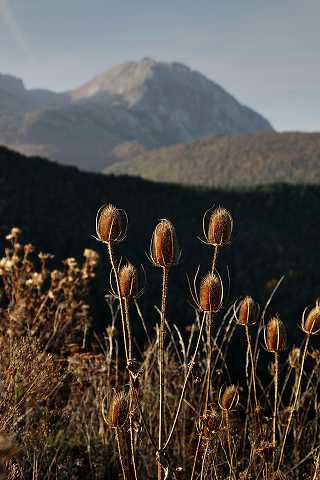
[0,0,319,131]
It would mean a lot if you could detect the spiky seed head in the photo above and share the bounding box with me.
[238,296,259,326]
[265,317,287,352]
[151,219,179,267]
[199,272,223,312]
[303,303,320,335]
[219,385,239,411]
[107,391,128,427]
[96,204,124,244]
[118,263,138,299]
[207,207,233,247]
[288,347,300,368]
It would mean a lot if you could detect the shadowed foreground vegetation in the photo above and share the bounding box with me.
[0,197,319,478]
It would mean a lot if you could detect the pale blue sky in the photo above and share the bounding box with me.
[0,0,319,131]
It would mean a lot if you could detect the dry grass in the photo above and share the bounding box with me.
[0,203,318,479]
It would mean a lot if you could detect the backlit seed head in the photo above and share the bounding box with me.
[199,272,223,312]
[303,303,320,335]
[106,391,128,428]
[207,207,233,247]
[219,385,239,411]
[237,296,259,326]
[151,219,179,267]
[118,263,138,299]
[264,317,287,353]
[96,204,126,244]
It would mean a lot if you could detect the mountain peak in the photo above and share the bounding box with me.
[0,73,25,95]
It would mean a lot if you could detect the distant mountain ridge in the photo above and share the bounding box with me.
[105,132,320,187]
[0,58,273,171]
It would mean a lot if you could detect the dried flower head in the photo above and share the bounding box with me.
[118,263,139,299]
[236,296,259,326]
[264,317,287,352]
[150,219,179,267]
[105,391,128,428]
[199,272,223,312]
[219,385,239,411]
[288,347,300,369]
[206,207,233,247]
[96,204,127,244]
[302,302,320,335]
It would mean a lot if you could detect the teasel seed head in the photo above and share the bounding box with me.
[264,317,287,353]
[219,384,239,411]
[105,391,128,428]
[150,219,180,267]
[207,207,233,247]
[96,204,127,244]
[199,271,223,312]
[288,347,300,369]
[236,296,259,326]
[118,263,139,299]
[302,302,320,335]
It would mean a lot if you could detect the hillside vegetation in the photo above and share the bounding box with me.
[106,131,320,187]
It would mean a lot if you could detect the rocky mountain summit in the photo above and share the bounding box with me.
[0,58,272,171]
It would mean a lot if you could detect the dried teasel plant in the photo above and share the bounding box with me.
[150,219,180,268]
[264,317,287,353]
[219,385,239,476]
[103,391,129,428]
[264,317,286,447]
[201,206,233,248]
[95,203,128,244]
[235,296,260,327]
[301,302,320,335]
[234,297,260,423]
[189,269,224,313]
[278,301,320,470]
[219,384,239,411]
[149,218,180,480]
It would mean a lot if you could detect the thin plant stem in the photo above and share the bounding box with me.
[158,266,169,480]
[273,352,279,447]
[116,429,128,480]
[190,428,204,480]
[107,243,129,362]
[203,311,213,413]
[278,335,310,469]
[163,311,207,450]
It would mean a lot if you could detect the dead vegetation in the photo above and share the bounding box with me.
[0,204,319,479]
